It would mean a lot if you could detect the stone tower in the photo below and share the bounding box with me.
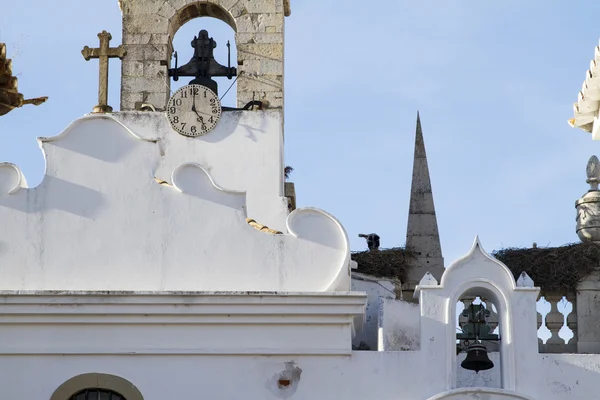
[118,0,290,111]
[405,112,444,289]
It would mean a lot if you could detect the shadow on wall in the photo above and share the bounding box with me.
[0,175,107,219]
[47,119,143,163]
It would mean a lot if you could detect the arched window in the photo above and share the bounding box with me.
[70,389,125,400]
[51,373,143,400]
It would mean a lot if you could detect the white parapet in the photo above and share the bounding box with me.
[0,291,366,356]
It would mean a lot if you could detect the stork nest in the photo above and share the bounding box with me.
[351,247,415,282]
[492,242,600,293]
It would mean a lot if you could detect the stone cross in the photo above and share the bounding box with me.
[81,31,126,113]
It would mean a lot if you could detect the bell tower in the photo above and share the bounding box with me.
[119,0,290,111]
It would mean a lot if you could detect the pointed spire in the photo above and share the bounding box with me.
[405,112,444,290]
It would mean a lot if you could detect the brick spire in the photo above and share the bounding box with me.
[405,112,444,289]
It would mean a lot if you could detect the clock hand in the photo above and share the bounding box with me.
[191,92,206,121]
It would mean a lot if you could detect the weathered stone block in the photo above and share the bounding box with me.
[143,61,168,78]
[167,0,188,12]
[237,75,282,92]
[122,61,144,77]
[259,59,283,75]
[237,33,283,44]
[237,90,282,109]
[258,13,283,32]
[149,34,171,45]
[121,91,144,107]
[123,33,152,45]
[123,76,169,94]
[124,14,170,34]
[240,60,261,75]
[243,0,278,14]
[227,1,249,19]
[236,13,283,33]
[214,0,242,11]
[141,91,170,109]
[238,43,283,60]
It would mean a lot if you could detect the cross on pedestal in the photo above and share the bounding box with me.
[81,31,126,113]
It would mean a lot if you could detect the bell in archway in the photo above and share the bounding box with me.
[461,342,494,373]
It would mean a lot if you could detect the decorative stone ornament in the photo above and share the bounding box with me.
[167,84,222,136]
[0,43,47,116]
[576,155,600,242]
[81,31,126,114]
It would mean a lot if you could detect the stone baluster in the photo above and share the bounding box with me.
[537,292,544,351]
[544,294,566,353]
[566,292,578,353]
[537,310,544,348]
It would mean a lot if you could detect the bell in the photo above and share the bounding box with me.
[461,342,494,373]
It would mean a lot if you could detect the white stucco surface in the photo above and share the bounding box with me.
[2,108,599,399]
[378,297,420,351]
[4,349,599,400]
[0,112,351,292]
[114,111,289,231]
[351,273,396,350]
[0,226,596,399]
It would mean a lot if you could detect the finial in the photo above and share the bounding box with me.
[586,155,600,190]
[516,271,535,288]
[576,155,600,243]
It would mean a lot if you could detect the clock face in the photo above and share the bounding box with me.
[166,85,222,137]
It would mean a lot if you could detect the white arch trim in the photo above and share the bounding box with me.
[50,372,144,400]
[446,279,516,391]
[428,388,536,400]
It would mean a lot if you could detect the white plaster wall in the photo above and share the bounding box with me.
[378,298,420,351]
[115,110,289,231]
[351,273,396,350]
[0,114,351,292]
[5,353,600,400]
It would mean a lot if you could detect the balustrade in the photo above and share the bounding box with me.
[537,293,576,353]
[457,293,577,354]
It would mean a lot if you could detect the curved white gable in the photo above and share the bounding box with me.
[440,236,518,292]
[0,114,350,292]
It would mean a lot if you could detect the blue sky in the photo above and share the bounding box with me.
[1,0,599,268]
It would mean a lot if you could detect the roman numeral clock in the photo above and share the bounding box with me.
[166,30,237,137]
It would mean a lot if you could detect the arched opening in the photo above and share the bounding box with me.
[449,282,514,391]
[170,15,238,108]
[166,2,238,108]
[456,295,501,389]
[170,2,237,34]
[51,373,143,400]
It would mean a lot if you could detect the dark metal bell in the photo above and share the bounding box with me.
[461,342,494,373]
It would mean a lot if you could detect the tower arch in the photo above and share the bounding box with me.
[119,0,289,111]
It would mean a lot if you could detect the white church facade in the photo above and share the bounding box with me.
[2,1,600,399]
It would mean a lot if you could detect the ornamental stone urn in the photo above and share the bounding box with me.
[576,155,600,243]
